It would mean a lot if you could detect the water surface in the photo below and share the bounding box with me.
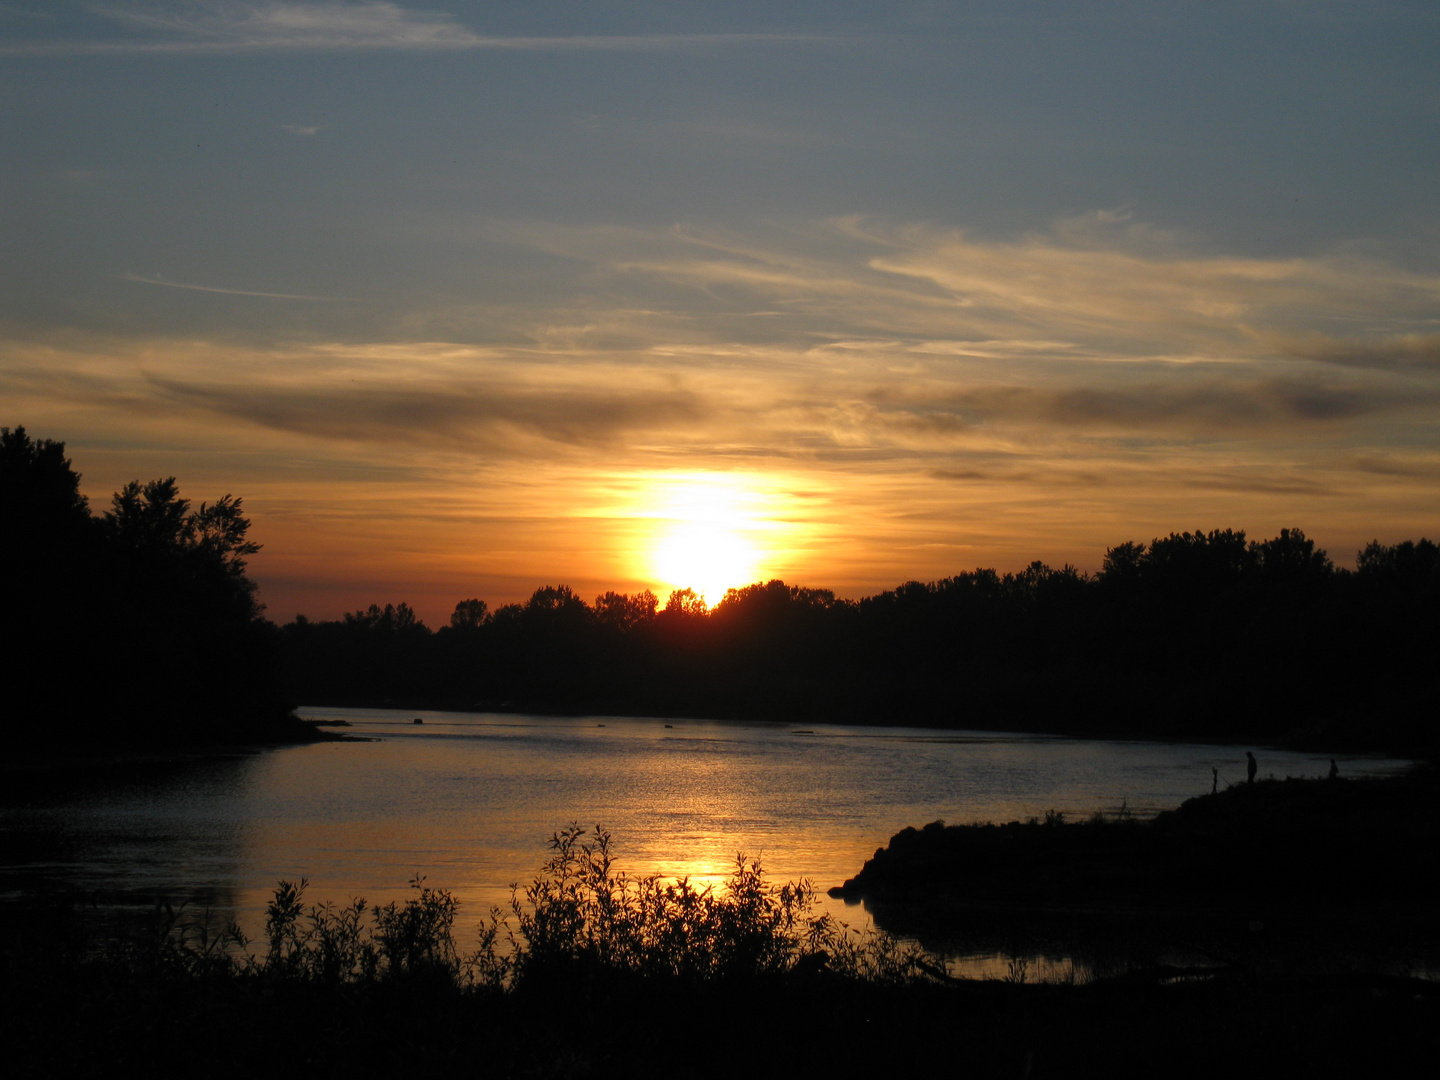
[1,708,1405,970]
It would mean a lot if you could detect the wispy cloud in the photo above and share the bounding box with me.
[66,215,1437,466]
[871,379,1414,433]
[146,374,711,450]
[82,216,1440,465]
[1277,332,1440,372]
[120,272,357,302]
[2,2,823,55]
[483,215,1440,379]
[1348,452,1440,479]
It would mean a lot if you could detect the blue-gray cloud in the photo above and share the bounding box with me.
[1280,333,1440,373]
[0,2,826,55]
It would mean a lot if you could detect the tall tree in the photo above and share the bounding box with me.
[4,426,294,747]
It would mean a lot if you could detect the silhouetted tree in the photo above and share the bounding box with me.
[1143,528,1254,598]
[1250,528,1333,586]
[661,588,707,619]
[4,427,294,747]
[450,598,491,630]
[2,427,102,733]
[594,590,657,635]
[1098,541,1146,593]
[0,425,91,539]
[1356,537,1440,590]
[1347,537,1440,739]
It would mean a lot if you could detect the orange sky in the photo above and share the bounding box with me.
[5,6,1438,626]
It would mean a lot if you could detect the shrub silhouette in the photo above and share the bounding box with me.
[259,874,460,984]
[128,827,920,991]
[485,824,903,988]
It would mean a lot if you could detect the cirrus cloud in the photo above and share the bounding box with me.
[0,2,825,55]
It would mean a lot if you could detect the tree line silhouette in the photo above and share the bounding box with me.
[6,425,1436,751]
[281,537,1438,751]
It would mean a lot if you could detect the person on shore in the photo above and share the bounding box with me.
[1212,767,1219,795]
[1246,751,1257,785]
[1329,758,1339,781]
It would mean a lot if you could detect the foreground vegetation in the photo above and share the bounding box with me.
[261,825,921,991]
[6,819,1437,1078]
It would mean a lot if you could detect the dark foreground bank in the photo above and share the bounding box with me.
[832,766,1440,979]
[833,765,1438,909]
[7,794,1440,1079]
[8,938,1436,1079]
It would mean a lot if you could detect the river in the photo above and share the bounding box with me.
[1,707,1408,976]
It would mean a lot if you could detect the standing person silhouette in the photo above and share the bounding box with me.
[1246,751,1257,785]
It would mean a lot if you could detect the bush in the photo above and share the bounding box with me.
[97,826,924,993]
[482,824,916,988]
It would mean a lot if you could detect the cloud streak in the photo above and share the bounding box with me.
[491,216,1440,378]
[146,375,711,449]
[1,2,824,55]
[15,215,1428,474]
[1278,333,1440,373]
[119,273,358,302]
[873,379,1410,433]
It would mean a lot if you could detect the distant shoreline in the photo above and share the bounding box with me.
[294,697,1431,759]
[3,713,347,771]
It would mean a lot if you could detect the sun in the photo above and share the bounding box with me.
[653,520,758,605]
[642,475,770,605]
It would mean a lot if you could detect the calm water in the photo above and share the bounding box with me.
[1,708,1408,973]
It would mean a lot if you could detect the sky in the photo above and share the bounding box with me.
[3,1,1438,624]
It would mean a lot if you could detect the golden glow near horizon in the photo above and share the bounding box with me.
[637,474,785,606]
[654,521,756,605]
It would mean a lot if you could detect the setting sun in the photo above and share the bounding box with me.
[654,520,757,604]
[639,475,776,604]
